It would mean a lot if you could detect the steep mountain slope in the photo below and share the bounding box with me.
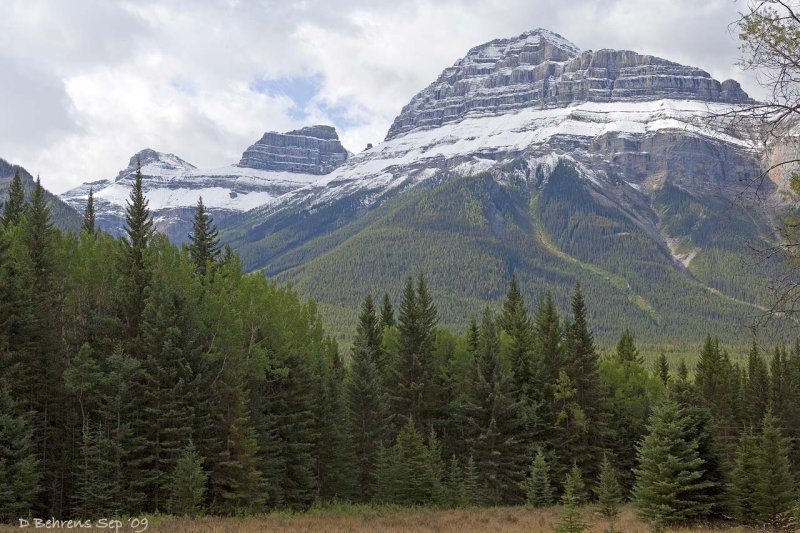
[60,126,349,242]
[220,29,783,342]
[0,159,81,230]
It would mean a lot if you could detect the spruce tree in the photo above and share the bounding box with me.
[24,177,66,516]
[389,418,442,506]
[743,342,769,427]
[346,294,388,502]
[615,328,641,364]
[694,335,734,424]
[391,275,438,432]
[520,447,554,507]
[167,441,207,517]
[73,422,124,518]
[753,412,796,529]
[633,394,713,526]
[556,463,588,533]
[82,187,96,236]
[119,159,154,348]
[533,291,563,388]
[380,293,395,329]
[207,359,267,515]
[656,352,669,385]
[2,168,25,226]
[677,359,689,381]
[0,381,40,522]
[595,454,623,528]
[459,308,527,504]
[558,283,603,481]
[729,429,759,524]
[498,276,541,432]
[187,197,221,278]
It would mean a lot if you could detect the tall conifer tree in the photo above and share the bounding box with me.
[347,294,388,501]
[2,168,25,226]
[187,197,221,278]
[82,188,96,236]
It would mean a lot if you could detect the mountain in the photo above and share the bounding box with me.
[218,29,786,343]
[60,126,349,242]
[0,158,82,230]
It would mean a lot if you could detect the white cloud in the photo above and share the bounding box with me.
[0,0,761,193]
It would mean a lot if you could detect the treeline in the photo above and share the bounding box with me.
[0,164,799,530]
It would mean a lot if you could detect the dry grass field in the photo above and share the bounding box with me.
[0,505,768,532]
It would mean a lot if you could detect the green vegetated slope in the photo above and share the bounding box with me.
[0,158,82,231]
[223,161,783,345]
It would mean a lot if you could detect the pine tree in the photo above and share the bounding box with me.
[346,294,388,502]
[677,359,689,381]
[73,422,124,518]
[207,358,267,515]
[558,284,603,481]
[533,291,563,388]
[388,418,442,506]
[743,342,769,426]
[119,159,154,349]
[656,352,669,385]
[391,275,438,432]
[520,447,554,507]
[670,381,726,517]
[753,412,796,529]
[24,177,66,516]
[315,349,354,502]
[82,187,96,236]
[187,197,221,278]
[633,394,714,526]
[556,463,589,533]
[498,276,541,433]
[460,455,482,506]
[167,441,207,517]
[2,168,25,226]
[729,429,759,524]
[694,336,734,424]
[380,293,395,329]
[615,328,641,364]
[0,381,40,522]
[595,454,623,528]
[134,276,198,512]
[459,307,527,504]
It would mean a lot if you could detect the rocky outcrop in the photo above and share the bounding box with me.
[238,125,349,174]
[386,29,752,140]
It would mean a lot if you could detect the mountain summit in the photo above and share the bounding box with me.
[387,28,750,139]
[217,28,776,342]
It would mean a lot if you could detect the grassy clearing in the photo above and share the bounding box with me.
[0,505,761,532]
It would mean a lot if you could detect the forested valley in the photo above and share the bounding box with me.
[0,163,799,531]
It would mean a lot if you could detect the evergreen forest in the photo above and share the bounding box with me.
[1,163,799,531]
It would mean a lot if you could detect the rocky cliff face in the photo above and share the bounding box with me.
[239,125,348,174]
[386,29,751,140]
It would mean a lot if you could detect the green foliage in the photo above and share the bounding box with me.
[520,447,554,507]
[752,412,797,529]
[187,197,221,278]
[656,352,669,385]
[595,454,622,521]
[2,169,25,226]
[347,294,388,501]
[222,162,781,347]
[458,308,527,504]
[729,429,759,524]
[556,463,589,533]
[376,419,444,506]
[0,381,40,522]
[167,442,207,517]
[82,188,96,236]
[633,394,714,526]
[615,328,641,364]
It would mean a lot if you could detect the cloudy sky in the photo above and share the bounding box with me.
[0,0,760,193]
